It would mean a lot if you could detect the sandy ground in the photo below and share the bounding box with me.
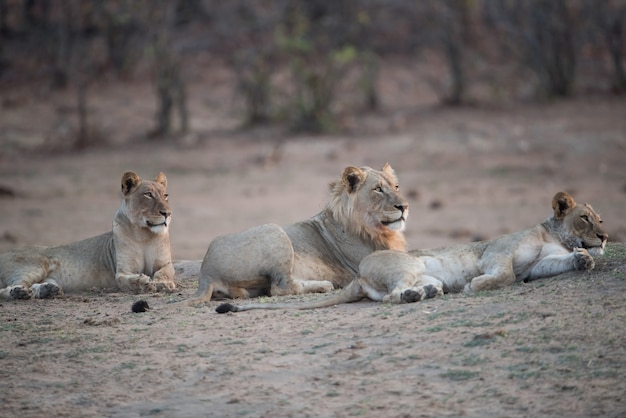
[1,87,626,417]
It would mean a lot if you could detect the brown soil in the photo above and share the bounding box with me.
[1,80,626,417]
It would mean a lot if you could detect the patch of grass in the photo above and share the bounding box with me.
[0,322,24,332]
[426,312,442,320]
[176,344,190,352]
[603,243,626,259]
[120,362,138,370]
[496,311,531,325]
[301,329,314,335]
[507,363,541,380]
[130,327,150,333]
[65,349,86,359]
[463,338,493,348]
[461,355,489,366]
[311,342,332,350]
[592,368,620,378]
[449,319,473,327]
[225,340,246,345]
[87,345,109,353]
[426,325,444,333]
[442,369,479,381]
[370,308,392,318]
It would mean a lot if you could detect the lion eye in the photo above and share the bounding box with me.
[374,186,383,193]
[395,185,399,191]
[164,193,169,201]
[581,215,590,223]
[144,192,153,199]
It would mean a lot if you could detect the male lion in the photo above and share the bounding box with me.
[216,191,607,313]
[0,171,176,300]
[190,164,408,305]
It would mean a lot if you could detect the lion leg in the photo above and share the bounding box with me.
[292,280,334,295]
[268,268,334,296]
[0,261,52,300]
[0,285,33,300]
[187,282,215,307]
[400,275,444,303]
[31,278,63,299]
[527,248,594,281]
[465,271,515,293]
[152,263,176,292]
[115,273,157,293]
[380,274,422,304]
[466,256,516,293]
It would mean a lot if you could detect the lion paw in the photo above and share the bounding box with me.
[299,280,334,294]
[10,286,32,300]
[573,248,595,271]
[401,288,424,303]
[139,281,157,293]
[134,274,157,293]
[155,281,176,293]
[32,282,62,299]
[423,284,443,299]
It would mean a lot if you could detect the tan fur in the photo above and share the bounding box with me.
[190,164,408,305]
[0,172,175,300]
[216,191,607,313]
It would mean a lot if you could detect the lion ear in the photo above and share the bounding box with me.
[381,163,398,182]
[552,191,576,219]
[154,172,167,189]
[381,163,394,175]
[342,166,366,193]
[121,171,141,195]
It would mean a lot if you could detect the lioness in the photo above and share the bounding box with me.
[190,164,408,304]
[216,191,607,313]
[0,172,176,300]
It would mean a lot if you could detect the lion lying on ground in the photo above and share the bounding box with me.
[216,191,607,313]
[189,164,408,305]
[0,172,176,300]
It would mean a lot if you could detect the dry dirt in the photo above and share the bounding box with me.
[1,83,626,417]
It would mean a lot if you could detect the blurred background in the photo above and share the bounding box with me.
[0,0,624,259]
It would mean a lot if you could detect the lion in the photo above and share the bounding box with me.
[0,171,176,300]
[216,191,607,313]
[189,164,408,305]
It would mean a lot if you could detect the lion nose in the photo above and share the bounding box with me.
[161,210,171,219]
[598,232,608,242]
[395,204,408,214]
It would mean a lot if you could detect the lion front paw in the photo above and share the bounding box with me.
[131,274,157,293]
[401,284,443,303]
[299,280,334,294]
[10,285,32,300]
[138,277,158,294]
[401,288,425,303]
[32,282,63,299]
[155,281,176,293]
[573,248,595,271]
[423,284,444,299]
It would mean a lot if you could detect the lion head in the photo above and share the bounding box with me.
[120,171,172,234]
[549,191,608,257]
[327,163,408,251]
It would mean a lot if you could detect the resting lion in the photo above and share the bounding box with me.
[189,164,408,305]
[0,171,176,300]
[216,191,607,313]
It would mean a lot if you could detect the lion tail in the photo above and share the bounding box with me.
[215,280,365,314]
